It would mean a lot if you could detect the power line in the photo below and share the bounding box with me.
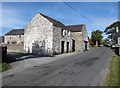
[63,2,104,29]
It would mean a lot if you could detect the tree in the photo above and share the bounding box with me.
[104,21,120,41]
[102,38,110,46]
[91,30,103,47]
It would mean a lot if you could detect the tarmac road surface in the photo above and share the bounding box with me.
[2,47,114,86]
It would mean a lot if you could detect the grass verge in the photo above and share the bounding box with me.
[0,63,11,72]
[103,56,120,86]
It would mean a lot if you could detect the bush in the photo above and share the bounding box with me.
[0,63,11,72]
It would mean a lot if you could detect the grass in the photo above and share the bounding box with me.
[103,56,120,86]
[0,63,11,72]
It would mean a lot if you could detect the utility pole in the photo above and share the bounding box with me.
[118,1,120,21]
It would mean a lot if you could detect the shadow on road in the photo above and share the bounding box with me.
[6,52,53,63]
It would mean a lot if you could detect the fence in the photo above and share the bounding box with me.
[0,46,7,62]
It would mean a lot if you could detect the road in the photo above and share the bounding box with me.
[2,47,114,86]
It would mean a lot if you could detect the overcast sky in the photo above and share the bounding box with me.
[1,2,118,37]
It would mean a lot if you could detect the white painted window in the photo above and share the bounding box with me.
[61,29,66,37]
[64,30,66,36]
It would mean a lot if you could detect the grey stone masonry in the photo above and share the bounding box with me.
[53,26,72,54]
[24,12,89,55]
[24,13,53,55]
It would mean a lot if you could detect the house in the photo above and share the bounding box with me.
[66,24,89,52]
[4,29,24,44]
[106,21,120,55]
[24,12,89,55]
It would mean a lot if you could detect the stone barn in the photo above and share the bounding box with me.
[24,13,72,55]
[24,12,89,55]
[66,24,89,52]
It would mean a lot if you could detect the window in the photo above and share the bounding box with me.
[61,29,64,37]
[65,30,67,36]
[61,29,68,37]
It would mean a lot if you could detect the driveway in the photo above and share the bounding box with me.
[2,47,115,86]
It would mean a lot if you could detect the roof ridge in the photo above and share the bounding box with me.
[39,12,66,28]
[39,12,63,23]
[66,24,85,26]
[5,29,24,35]
[66,24,85,32]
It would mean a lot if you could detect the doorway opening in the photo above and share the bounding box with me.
[61,41,64,53]
[84,41,88,51]
[67,42,69,53]
[72,39,75,52]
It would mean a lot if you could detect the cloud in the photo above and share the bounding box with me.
[2,6,27,29]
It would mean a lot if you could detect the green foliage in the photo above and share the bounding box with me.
[0,63,11,72]
[91,30,103,46]
[102,38,110,45]
[103,56,119,86]
[104,25,115,40]
[104,21,120,44]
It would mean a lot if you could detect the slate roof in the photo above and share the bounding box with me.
[66,24,84,32]
[40,13,86,31]
[5,29,24,35]
[40,13,66,29]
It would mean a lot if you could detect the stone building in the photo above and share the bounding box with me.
[106,21,120,55]
[4,29,24,44]
[66,24,89,52]
[24,13,72,55]
[24,12,89,55]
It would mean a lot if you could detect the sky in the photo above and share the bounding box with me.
[1,2,118,38]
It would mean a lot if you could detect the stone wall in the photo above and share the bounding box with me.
[71,32,84,52]
[82,25,89,50]
[4,35,24,44]
[53,26,72,54]
[24,13,53,55]
[2,44,24,53]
